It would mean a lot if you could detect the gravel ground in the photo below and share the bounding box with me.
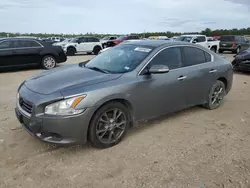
[1,53,250,188]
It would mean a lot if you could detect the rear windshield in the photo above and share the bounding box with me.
[220,36,235,41]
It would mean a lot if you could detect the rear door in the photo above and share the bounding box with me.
[88,37,100,50]
[12,39,43,65]
[0,40,14,67]
[181,46,216,106]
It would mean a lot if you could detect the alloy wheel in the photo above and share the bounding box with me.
[211,85,224,106]
[96,108,126,144]
[43,57,56,69]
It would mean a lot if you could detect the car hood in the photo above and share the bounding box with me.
[24,64,122,95]
[236,48,250,60]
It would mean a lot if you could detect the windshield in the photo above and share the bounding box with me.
[117,35,127,40]
[102,36,110,40]
[85,44,152,73]
[175,36,192,42]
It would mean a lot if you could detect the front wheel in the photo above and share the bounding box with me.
[210,47,216,53]
[88,102,130,148]
[219,49,224,54]
[41,55,57,69]
[203,80,226,110]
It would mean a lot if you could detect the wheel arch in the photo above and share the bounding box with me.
[217,77,227,90]
[93,45,102,51]
[87,98,134,140]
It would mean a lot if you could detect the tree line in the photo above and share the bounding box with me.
[0,27,250,38]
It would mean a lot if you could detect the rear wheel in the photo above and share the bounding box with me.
[88,102,130,148]
[93,46,102,55]
[203,80,226,110]
[41,55,57,69]
[66,47,76,56]
[233,47,240,54]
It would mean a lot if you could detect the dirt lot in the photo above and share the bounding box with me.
[1,54,250,188]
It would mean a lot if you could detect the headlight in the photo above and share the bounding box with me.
[45,95,86,116]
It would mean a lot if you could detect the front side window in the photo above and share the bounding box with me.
[0,41,12,49]
[85,44,152,73]
[79,37,87,43]
[197,36,206,42]
[175,36,192,42]
[150,47,182,70]
[183,47,207,66]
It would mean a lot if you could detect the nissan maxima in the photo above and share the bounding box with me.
[15,40,233,148]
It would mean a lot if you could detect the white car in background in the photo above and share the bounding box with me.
[100,36,117,48]
[61,36,103,55]
[176,34,220,53]
[53,38,72,46]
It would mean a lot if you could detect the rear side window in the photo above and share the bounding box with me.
[220,36,235,41]
[150,47,182,70]
[183,47,207,66]
[197,36,206,42]
[17,40,41,48]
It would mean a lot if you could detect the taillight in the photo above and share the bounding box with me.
[232,41,236,46]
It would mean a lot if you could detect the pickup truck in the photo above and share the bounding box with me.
[175,35,220,53]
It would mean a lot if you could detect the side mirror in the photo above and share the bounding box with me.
[148,64,169,74]
[192,39,197,44]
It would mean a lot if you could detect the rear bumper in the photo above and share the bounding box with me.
[57,51,67,63]
[219,47,237,51]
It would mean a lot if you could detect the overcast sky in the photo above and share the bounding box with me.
[0,0,250,34]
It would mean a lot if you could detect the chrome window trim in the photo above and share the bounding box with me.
[0,39,44,51]
[138,44,214,75]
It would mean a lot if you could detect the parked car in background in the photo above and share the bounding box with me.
[157,36,169,40]
[100,36,117,48]
[42,38,56,45]
[15,40,233,148]
[0,37,67,70]
[232,47,250,72]
[53,38,72,46]
[61,36,103,55]
[219,35,250,54]
[176,35,220,53]
[106,35,140,47]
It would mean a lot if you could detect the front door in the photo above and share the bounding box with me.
[132,47,187,121]
[77,37,89,52]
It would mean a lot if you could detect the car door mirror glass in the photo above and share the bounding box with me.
[148,64,169,74]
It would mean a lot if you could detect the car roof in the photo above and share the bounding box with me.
[181,34,205,37]
[122,40,197,48]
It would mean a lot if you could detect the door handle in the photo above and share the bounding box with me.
[177,76,187,81]
[209,69,217,73]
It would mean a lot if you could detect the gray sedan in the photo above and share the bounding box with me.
[15,40,233,148]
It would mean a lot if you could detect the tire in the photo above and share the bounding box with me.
[41,55,57,70]
[66,47,76,56]
[203,80,226,110]
[218,49,224,54]
[210,47,216,53]
[88,102,130,149]
[93,46,102,55]
[233,47,240,54]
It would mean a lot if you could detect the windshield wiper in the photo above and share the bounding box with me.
[85,66,110,74]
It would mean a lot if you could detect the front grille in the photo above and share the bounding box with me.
[19,97,33,114]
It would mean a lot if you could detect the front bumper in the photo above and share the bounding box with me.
[15,86,96,145]
[219,46,237,51]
